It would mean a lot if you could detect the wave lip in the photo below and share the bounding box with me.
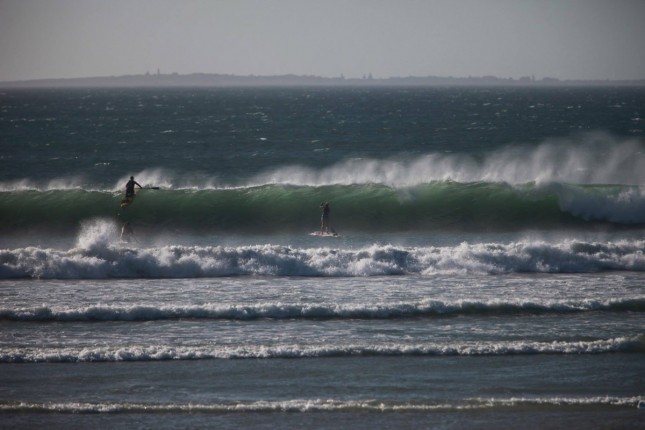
[2,336,642,363]
[6,135,642,191]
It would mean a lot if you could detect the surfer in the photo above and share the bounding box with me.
[320,202,330,233]
[125,176,142,198]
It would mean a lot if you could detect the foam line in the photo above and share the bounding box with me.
[2,336,642,362]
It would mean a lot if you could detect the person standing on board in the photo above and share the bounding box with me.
[125,176,142,198]
[320,202,330,233]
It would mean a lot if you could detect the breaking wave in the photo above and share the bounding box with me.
[2,298,643,321]
[2,222,645,278]
[2,138,645,234]
[1,181,645,235]
[2,135,644,191]
[1,336,643,363]
[0,396,640,413]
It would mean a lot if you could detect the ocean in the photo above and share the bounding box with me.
[1,86,644,429]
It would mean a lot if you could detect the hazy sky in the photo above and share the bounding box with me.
[1,0,645,81]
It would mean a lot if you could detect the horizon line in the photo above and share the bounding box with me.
[2,71,645,88]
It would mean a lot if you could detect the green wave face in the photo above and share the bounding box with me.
[1,181,643,235]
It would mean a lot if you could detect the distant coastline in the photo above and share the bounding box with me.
[2,72,644,88]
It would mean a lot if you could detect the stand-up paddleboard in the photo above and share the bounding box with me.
[120,194,135,208]
[120,187,158,208]
[310,231,339,237]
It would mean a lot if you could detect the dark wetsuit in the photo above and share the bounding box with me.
[321,203,330,232]
[125,179,141,197]
[321,204,330,221]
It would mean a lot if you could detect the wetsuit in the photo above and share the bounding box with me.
[321,203,330,232]
[321,204,330,221]
[125,179,141,197]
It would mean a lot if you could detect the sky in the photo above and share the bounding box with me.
[1,0,645,82]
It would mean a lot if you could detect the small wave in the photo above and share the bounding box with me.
[0,396,640,414]
[2,336,642,363]
[2,298,643,322]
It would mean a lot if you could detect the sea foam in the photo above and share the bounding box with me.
[0,396,640,413]
[3,235,645,279]
[1,336,642,363]
[249,134,645,187]
[2,298,642,321]
[2,134,643,192]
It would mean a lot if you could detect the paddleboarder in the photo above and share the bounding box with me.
[125,176,142,198]
[320,202,330,233]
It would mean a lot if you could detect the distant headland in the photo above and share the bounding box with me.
[2,72,644,88]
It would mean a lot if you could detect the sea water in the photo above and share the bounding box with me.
[1,87,644,428]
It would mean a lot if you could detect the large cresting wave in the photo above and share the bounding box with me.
[2,134,644,191]
[1,182,645,235]
[2,137,645,234]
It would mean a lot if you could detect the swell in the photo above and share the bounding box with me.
[2,181,645,234]
[2,298,643,322]
[2,336,643,362]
